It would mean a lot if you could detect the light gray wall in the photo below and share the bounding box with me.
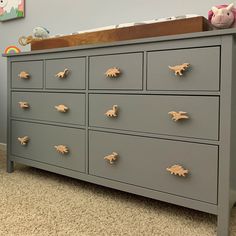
[0,0,230,143]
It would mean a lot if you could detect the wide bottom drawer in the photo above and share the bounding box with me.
[89,131,218,204]
[11,121,85,172]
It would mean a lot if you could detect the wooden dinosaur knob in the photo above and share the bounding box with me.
[18,101,30,109]
[18,136,30,146]
[105,67,121,78]
[168,63,190,76]
[55,104,69,113]
[18,71,30,79]
[54,145,69,155]
[166,164,189,177]
[55,68,69,78]
[104,152,118,164]
[168,111,189,122]
[105,105,118,117]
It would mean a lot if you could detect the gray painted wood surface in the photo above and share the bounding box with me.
[89,53,143,89]
[89,130,218,204]
[11,61,43,89]
[11,92,85,125]
[11,120,86,172]
[89,94,219,140]
[45,57,86,90]
[4,29,236,236]
[147,47,220,91]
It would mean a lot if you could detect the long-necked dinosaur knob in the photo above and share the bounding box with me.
[105,105,118,117]
[55,69,69,78]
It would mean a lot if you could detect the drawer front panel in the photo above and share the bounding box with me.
[11,121,85,172]
[89,94,219,140]
[45,58,86,89]
[11,61,43,89]
[89,131,218,204]
[147,47,220,91]
[89,53,143,89]
[12,92,85,125]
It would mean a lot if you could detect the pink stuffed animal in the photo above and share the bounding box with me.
[208,3,236,29]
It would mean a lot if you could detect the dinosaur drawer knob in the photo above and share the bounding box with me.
[168,63,190,76]
[55,104,69,113]
[166,164,189,177]
[104,152,118,164]
[105,105,118,117]
[54,145,69,155]
[168,111,189,122]
[18,71,30,79]
[18,136,30,146]
[105,67,121,78]
[18,101,30,109]
[55,68,69,79]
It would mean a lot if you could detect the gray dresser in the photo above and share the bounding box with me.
[4,29,236,235]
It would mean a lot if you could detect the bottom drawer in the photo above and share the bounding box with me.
[89,131,218,204]
[11,121,85,172]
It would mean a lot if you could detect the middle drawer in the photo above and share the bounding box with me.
[89,94,219,140]
[11,92,85,125]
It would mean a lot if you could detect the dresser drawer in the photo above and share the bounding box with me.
[11,92,85,125]
[45,57,86,89]
[147,47,220,91]
[11,61,43,89]
[89,131,218,204]
[11,121,85,172]
[89,94,219,140]
[89,53,143,90]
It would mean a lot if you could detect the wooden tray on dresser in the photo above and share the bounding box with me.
[31,16,210,51]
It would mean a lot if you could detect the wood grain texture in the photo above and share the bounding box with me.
[31,17,210,51]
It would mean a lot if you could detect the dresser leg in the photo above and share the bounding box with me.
[7,160,14,173]
[217,210,230,236]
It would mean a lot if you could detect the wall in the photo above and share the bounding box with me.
[0,0,230,143]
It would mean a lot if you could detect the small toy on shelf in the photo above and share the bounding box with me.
[208,3,236,29]
[18,26,50,46]
[33,27,50,39]
[4,45,21,54]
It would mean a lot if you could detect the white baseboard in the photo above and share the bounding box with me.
[0,143,6,151]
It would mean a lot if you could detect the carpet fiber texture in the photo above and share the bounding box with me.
[0,150,236,236]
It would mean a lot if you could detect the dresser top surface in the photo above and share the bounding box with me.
[3,28,236,58]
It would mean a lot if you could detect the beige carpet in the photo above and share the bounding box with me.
[0,150,236,236]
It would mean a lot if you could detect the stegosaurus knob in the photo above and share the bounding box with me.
[166,164,189,177]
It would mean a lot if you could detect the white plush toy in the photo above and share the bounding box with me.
[33,27,50,39]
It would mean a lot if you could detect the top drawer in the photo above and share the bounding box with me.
[147,47,220,91]
[45,57,86,90]
[11,61,43,89]
[89,53,143,90]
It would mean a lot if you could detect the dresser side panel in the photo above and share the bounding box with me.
[230,37,236,204]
